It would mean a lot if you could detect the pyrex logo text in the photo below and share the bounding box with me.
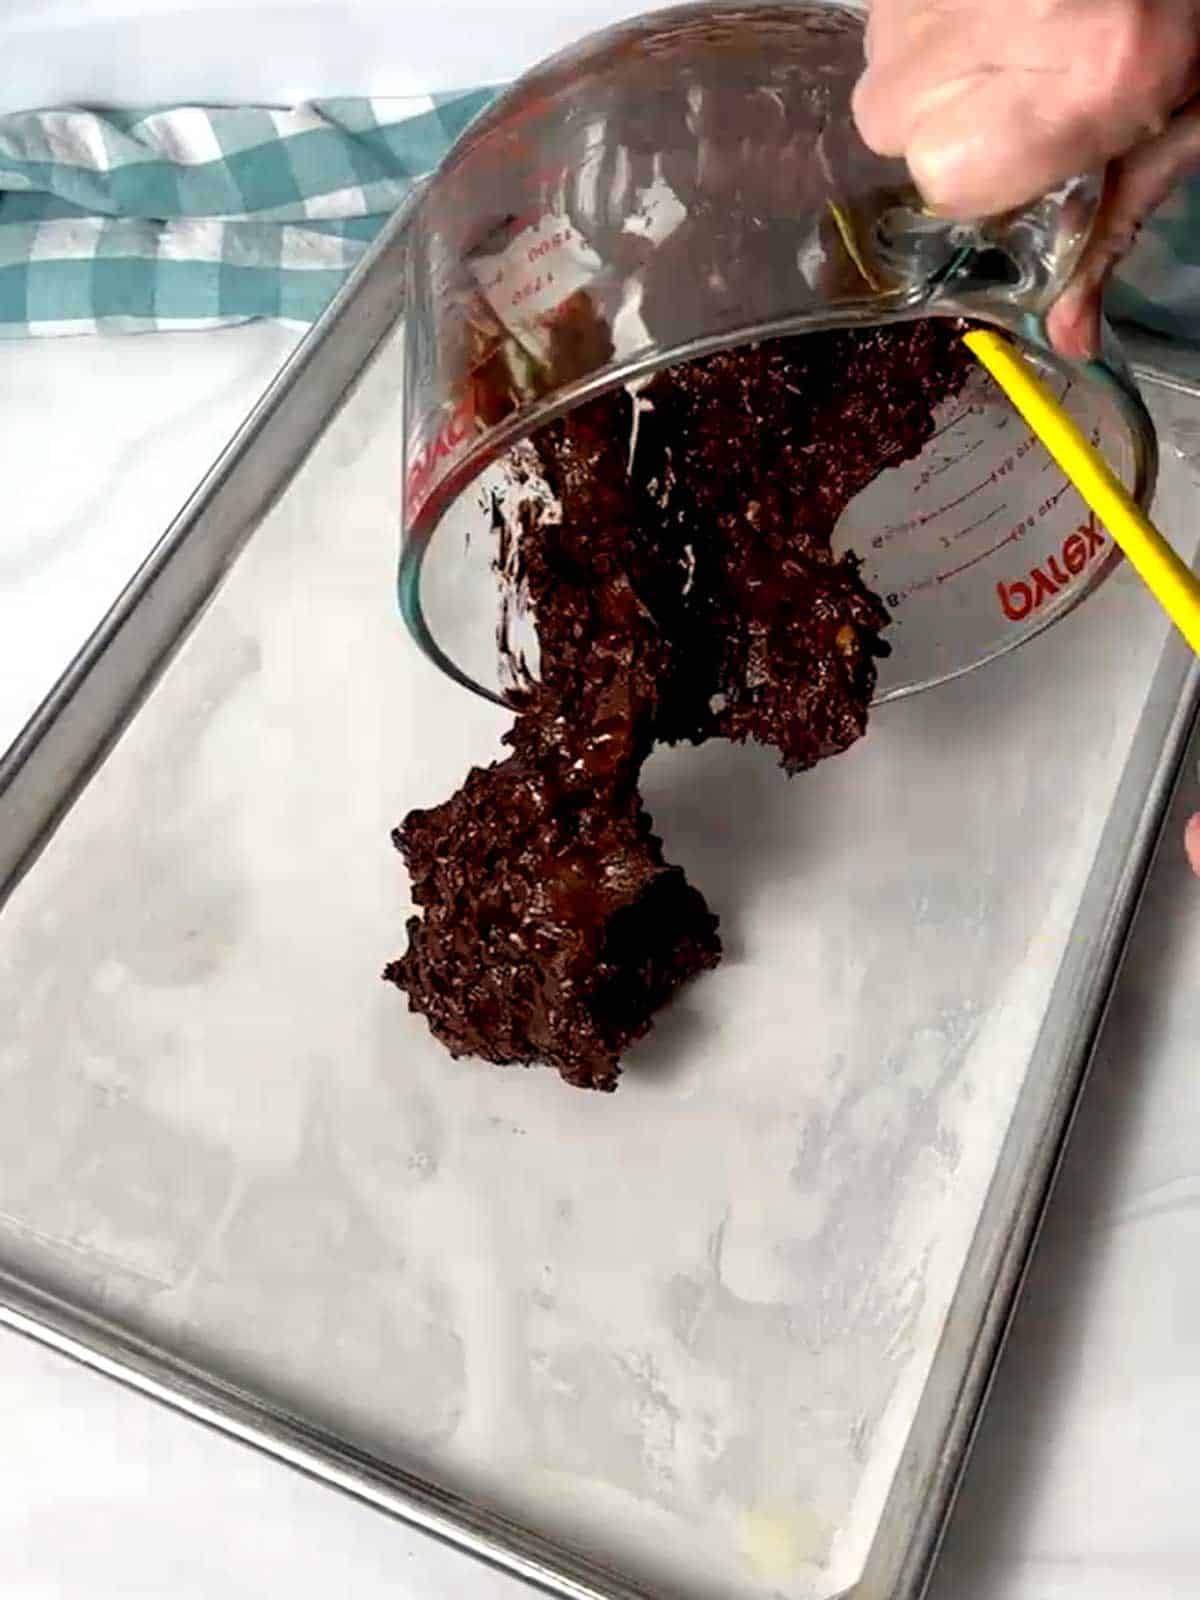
[997,519,1106,622]
[406,394,476,518]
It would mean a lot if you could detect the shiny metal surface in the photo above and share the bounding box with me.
[1,212,1199,1600]
[0,198,414,912]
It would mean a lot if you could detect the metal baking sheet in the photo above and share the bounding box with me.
[2,212,1198,1599]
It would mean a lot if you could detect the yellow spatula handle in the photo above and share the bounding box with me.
[963,328,1200,656]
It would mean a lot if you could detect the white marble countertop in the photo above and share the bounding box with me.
[3,319,1200,1600]
[0,324,302,744]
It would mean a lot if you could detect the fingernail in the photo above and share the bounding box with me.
[1046,296,1100,362]
[1073,306,1102,362]
[1185,813,1200,876]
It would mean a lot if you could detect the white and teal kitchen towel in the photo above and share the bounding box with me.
[0,92,1197,343]
[0,93,497,336]
[1107,182,1200,347]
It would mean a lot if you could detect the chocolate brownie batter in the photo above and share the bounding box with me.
[387,321,971,1089]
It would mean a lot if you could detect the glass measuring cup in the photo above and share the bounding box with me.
[398,0,1157,705]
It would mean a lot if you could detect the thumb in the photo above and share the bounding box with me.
[1048,101,1200,361]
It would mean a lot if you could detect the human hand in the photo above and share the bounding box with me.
[852,0,1200,359]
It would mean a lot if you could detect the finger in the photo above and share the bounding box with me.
[1185,813,1200,876]
[1048,100,1200,359]
[906,76,1114,216]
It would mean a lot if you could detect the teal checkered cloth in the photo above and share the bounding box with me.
[0,90,1197,342]
[0,92,497,336]
[1108,182,1200,346]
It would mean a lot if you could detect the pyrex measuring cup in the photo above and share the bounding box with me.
[398,0,1157,705]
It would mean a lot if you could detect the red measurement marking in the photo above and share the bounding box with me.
[526,226,574,262]
[1036,485,1070,517]
[927,407,973,444]
[923,472,992,524]
[914,435,983,491]
[511,270,556,307]
[955,503,1006,544]
[938,526,1017,585]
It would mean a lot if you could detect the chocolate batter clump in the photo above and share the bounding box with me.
[387,322,972,1088]
[386,760,719,1092]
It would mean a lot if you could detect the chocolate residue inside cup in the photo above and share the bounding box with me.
[386,322,971,1090]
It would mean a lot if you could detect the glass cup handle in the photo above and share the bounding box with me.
[869,174,1102,318]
